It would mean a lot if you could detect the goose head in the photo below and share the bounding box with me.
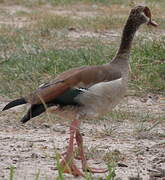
[129,5,158,27]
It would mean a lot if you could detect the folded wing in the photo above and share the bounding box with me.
[26,64,121,105]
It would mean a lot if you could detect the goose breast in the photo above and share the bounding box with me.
[76,78,127,118]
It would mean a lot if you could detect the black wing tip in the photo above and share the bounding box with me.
[21,116,29,124]
[2,106,8,111]
[20,104,47,124]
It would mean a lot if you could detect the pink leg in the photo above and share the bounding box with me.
[60,120,84,177]
[76,130,108,173]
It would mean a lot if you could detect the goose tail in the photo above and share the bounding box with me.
[2,98,27,111]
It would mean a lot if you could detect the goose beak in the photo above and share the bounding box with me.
[148,19,158,27]
[144,6,158,27]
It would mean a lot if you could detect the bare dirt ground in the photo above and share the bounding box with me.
[0,94,164,180]
[0,3,164,180]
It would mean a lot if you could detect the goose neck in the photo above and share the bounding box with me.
[113,17,141,61]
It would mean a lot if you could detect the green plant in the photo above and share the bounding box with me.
[106,163,116,180]
[35,170,40,180]
[55,153,65,180]
[9,166,15,180]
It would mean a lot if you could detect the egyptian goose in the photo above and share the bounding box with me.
[2,6,157,177]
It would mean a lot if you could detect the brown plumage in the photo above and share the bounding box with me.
[27,65,121,104]
[2,6,157,176]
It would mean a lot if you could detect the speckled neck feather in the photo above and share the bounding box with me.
[117,17,139,55]
[113,7,145,62]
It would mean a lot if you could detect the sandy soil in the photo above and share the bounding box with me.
[0,95,164,180]
[0,4,164,180]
